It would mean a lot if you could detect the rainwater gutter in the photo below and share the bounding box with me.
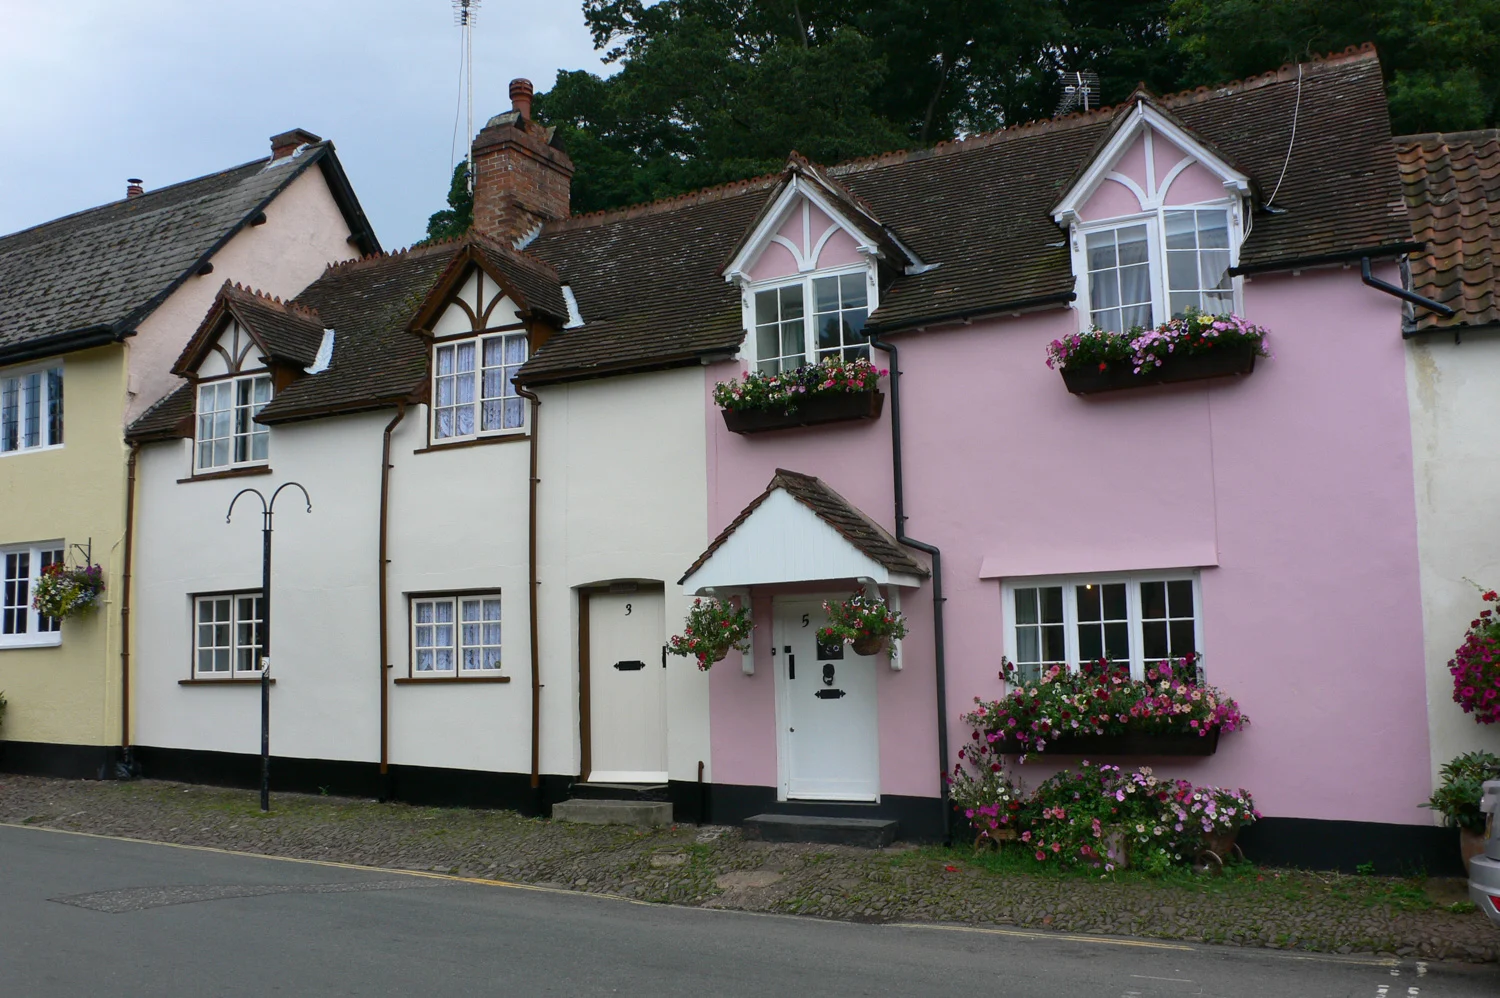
[866,333,951,843]
[1357,257,1456,335]
[377,402,406,802]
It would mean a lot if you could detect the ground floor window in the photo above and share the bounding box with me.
[410,593,502,676]
[193,592,265,677]
[1,543,63,647]
[1001,572,1202,683]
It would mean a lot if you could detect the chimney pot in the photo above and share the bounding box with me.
[126,178,144,199]
[509,78,534,121]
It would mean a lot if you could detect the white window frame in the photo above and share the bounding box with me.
[1,542,65,648]
[409,593,504,677]
[194,373,272,473]
[0,363,64,457]
[430,331,529,444]
[999,571,1204,683]
[1071,199,1245,333]
[191,592,265,678]
[742,263,879,374]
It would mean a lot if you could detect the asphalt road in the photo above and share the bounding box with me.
[3,823,1497,997]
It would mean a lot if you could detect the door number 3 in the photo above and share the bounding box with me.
[625,603,632,616]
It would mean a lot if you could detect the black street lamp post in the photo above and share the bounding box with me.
[226,483,311,812]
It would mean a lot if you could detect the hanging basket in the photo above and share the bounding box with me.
[851,634,888,657]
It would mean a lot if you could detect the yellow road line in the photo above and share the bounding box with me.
[886,921,1196,950]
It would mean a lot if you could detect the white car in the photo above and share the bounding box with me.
[1470,781,1500,927]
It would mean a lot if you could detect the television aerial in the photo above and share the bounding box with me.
[1055,70,1101,117]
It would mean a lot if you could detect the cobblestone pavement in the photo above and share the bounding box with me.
[2,775,1495,963]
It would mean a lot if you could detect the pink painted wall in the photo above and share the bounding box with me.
[705,263,1432,826]
[1077,128,1232,222]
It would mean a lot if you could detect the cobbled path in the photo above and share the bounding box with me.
[2,775,1495,963]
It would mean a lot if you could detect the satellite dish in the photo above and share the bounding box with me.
[1055,70,1101,117]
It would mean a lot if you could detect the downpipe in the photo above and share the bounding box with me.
[868,334,951,843]
[516,384,544,812]
[377,402,406,803]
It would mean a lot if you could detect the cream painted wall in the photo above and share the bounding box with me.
[1407,330,1500,790]
[125,165,356,423]
[0,345,127,747]
[132,411,387,762]
[536,367,711,782]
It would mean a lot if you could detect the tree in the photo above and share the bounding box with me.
[421,161,473,244]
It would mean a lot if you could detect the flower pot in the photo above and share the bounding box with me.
[1060,342,1258,396]
[1461,828,1486,877]
[1100,827,1130,869]
[720,390,884,434]
[852,634,888,657]
[990,729,1221,756]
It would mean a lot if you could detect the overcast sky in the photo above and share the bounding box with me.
[0,0,609,249]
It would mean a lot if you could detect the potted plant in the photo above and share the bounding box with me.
[1424,750,1500,875]
[666,596,754,671]
[949,725,1023,849]
[1450,583,1500,725]
[1045,309,1270,395]
[969,655,1247,756]
[32,562,105,621]
[818,588,907,657]
[713,357,886,433]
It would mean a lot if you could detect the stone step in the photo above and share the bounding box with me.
[742,813,898,848]
[552,798,673,828]
[568,782,671,802]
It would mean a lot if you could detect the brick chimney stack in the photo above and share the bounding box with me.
[470,77,574,246]
[126,179,144,199]
[269,128,322,161]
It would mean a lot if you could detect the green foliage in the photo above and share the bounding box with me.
[421,161,473,245]
[1424,750,1500,832]
[0,689,7,733]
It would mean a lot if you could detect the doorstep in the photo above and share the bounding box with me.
[552,799,673,828]
[743,813,898,848]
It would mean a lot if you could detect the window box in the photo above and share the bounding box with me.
[721,389,883,434]
[990,729,1220,756]
[1060,341,1258,395]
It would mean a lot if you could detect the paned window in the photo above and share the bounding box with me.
[193,593,264,677]
[196,374,271,471]
[0,365,64,455]
[1,544,63,647]
[752,269,870,374]
[1002,573,1201,683]
[1081,207,1235,333]
[433,333,527,441]
[411,594,502,675]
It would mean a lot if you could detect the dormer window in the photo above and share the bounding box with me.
[432,331,528,440]
[1082,206,1234,333]
[196,373,271,471]
[752,269,871,374]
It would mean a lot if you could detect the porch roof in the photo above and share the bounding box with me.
[680,469,928,593]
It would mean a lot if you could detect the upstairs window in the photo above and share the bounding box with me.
[1002,573,1202,684]
[0,365,63,455]
[432,332,527,441]
[2,543,63,647]
[752,269,870,374]
[196,374,271,472]
[1082,207,1235,333]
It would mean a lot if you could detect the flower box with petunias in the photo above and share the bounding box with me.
[968,655,1247,756]
[666,596,753,671]
[1450,582,1500,724]
[713,357,886,433]
[1045,309,1270,395]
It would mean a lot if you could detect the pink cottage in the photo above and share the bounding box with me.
[678,46,1453,870]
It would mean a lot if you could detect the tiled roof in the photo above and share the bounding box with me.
[522,46,1411,383]
[126,382,194,442]
[0,143,378,366]
[471,238,569,323]
[1395,129,1500,333]
[208,282,327,369]
[679,469,929,584]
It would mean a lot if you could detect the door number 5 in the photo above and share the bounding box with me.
[801,614,809,627]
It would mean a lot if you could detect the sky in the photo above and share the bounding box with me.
[0,0,611,249]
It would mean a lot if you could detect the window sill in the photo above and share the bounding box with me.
[179,465,272,484]
[0,444,64,459]
[413,434,529,454]
[0,636,63,650]
[394,675,512,684]
[179,677,275,686]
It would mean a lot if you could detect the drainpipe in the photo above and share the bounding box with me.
[516,384,543,808]
[1360,257,1455,335]
[867,333,950,843]
[118,441,139,779]
[377,402,406,803]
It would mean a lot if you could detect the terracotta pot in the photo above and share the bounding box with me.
[1100,828,1130,869]
[852,634,887,657]
[1461,828,1486,876]
[1201,829,1240,861]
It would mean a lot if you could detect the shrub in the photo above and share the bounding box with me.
[1424,750,1500,833]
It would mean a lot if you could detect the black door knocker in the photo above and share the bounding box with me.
[822,663,836,686]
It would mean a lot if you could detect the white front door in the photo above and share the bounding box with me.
[776,599,880,801]
[588,590,667,783]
